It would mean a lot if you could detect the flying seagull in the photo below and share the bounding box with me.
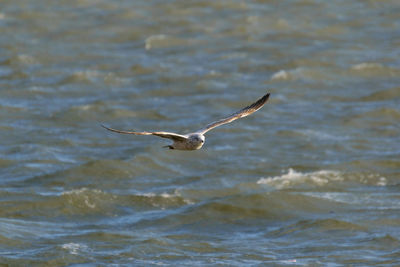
[102,92,270,150]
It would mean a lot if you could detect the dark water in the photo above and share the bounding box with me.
[1,0,400,265]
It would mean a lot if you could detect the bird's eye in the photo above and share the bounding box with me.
[193,136,201,141]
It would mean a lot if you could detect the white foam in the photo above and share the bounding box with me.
[61,243,89,255]
[140,189,193,205]
[351,62,383,70]
[270,70,290,81]
[140,192,174,198]
[144,34,192,50]
[304,191,398,209]
[377,177,387,186]
[62,188,103,196]
[17,54,36,64]
[61,188,107,209]
[257,168,342,189]
[299,129,349,141]
[270,68,306,81]
[258,169,388,189]
[145,34,167,50]
[72,70,101,80]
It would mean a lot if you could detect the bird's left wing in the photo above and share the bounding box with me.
[101,125,188,142]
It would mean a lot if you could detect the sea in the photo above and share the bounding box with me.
[0,0,400,265]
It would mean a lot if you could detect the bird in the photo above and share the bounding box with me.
[102,92,270,150]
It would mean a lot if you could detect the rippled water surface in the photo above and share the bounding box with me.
[1,0,400,265]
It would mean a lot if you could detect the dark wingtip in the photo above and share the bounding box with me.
[260,92,271,105]
[251,92,270,109]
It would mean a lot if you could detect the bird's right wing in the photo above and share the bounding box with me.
[196,93,270,134]
[101,125,188,142]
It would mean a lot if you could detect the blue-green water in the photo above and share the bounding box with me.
[1,0,400,265]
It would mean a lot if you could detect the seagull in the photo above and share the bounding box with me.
[102,92,270,150]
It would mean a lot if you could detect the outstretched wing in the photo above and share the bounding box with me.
[101,124,188,142]
[196,93,270,134]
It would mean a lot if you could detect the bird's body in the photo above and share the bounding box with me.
[102,93,270,150]
[170,133,205,150]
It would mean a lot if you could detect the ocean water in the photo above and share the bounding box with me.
[1,0,400,265]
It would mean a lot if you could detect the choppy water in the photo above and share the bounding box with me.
[1,0,400,265]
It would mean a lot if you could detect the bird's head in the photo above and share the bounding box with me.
[189,134,205,147]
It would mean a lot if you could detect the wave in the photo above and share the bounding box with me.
[60,188,191,214]
[257,169,342,189]
[61,188,112,211]
[360,86,400,102]
[61,242,89,255]
[267,218,367,238]
[350,62,400,77]
[144,34,193,50]
[257,168,387,189]
[270,67,331,82]
[0,187,192,221]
